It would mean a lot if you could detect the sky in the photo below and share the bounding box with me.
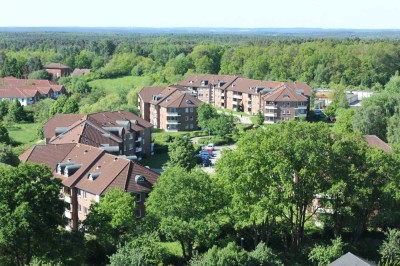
[1,0,399,29]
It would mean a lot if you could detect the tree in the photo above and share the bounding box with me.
[255,110,264,126]
[308,237,344,266]
[167,136,196,170]
[190,242,249,266]
[0,123,11,144]
[353,105,387,141]
[49,95,67,116]
[7,99,25,123]
[0,163,65,265]
[26,56,43,73]
[146,167,223,259]
[209,114,235,137]
[75,50,93,69]
[384,74,400,94]
[216,122,333,247]
[71,79,91,94]
[197,103,218,130]
[379,229,400,265]
[109,233,167,266]
[248,242,283,266]
[83,188,137,249]
[0,143,19,166]
[332,108,355,135]
[28,70,51,80]
[387,112,400,145]
[62,96,79,114]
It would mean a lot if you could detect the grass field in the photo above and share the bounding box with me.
[7,122,42,155]
[7,122,40,145]
[141,152,169,169]
[88,76,154,94]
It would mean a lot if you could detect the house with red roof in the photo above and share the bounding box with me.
[19,143,159,230]
[43,63,70,78]
[0,77,67,106]
[43,111,154,159]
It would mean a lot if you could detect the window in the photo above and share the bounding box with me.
[84,207,88,215]
[136,209,142,218]
[185,116,189,121]
[136,193,141,202]
[190,124,194,129]
[142,138,145,144]
[77,189,81,197]
[190,116,194,121]
[287,110,290,115]
[185,124,189,130]
[129,143,134,150]
[83,191,87,200]
[78,204,82,212]
[185,108,189,113]
[190,108,194,113]
[282,110,286,115]
[145,193,149,201]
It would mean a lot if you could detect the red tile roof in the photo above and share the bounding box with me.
[158,90,201,108]
[44,114,86,140]
[43,63,70,69]
[263,85,308,102]
[364,135,393,153]
[138,87,165,103]
[19,143,159,195]
[178,74,239,90]
[0,77,66,99]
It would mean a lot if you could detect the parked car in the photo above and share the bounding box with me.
[206,143,214,151]
[202,158,212,167]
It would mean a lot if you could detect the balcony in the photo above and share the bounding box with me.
[64,195,71,204]
[265,113,278,117]
[64,209,72,219]
[167,112,180,116]
[166,121,180,125]
[136,147,142,153]
[135,137,142,142]
[295,105,307,110]
[233,94,242,99]
[265,105,278,109]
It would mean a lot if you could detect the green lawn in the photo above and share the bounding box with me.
[7,122,42,155]
[7,122,40,145]
[88,76,154,94]
[160,241,183,259]
[141,152,169,169]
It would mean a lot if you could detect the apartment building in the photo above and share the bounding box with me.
[138,86,201,132]
[262,85,309,124]
[178,74,312,124]
[43,63,70,78]
[43,111,154,159]
[178,74,239,104]
[0,77,67,106]
[19,143,159,230]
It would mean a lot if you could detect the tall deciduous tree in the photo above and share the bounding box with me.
[216,122,333,247]
[167,136,196,170]
[0,163,65,265]
[146,167,223,259]
[0,123,11,144]
[83,188,137,249]
[7,99,25,123]
[308,237,344,266]
[0,143,19,166]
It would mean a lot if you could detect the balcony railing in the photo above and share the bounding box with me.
[265,113,278,117]
[136,147,142,153]
[135,137,142,142]
[64,195,71,204]
[233,94,242,99]
[166,112,180,116]
[64,209,72,219]
[265,105,278,109]
[295,105,307,109]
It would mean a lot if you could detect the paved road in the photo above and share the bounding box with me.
[217,110,253,124]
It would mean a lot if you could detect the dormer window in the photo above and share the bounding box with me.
[64,164,82,177]
[283,94,290,98]
[185,99,193,104]
[88,172,101,181]
[135,175,145,183]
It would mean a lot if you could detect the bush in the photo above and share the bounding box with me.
[198,136,234,146]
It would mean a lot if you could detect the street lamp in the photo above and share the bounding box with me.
[240,237,244,248]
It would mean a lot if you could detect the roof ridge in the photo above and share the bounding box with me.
[99,159,131,195]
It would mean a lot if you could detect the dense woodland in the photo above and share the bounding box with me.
[0,32,399,265]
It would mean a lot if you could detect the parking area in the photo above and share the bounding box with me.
[201,144,236,174]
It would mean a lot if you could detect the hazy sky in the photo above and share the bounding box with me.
[1,0,399,29]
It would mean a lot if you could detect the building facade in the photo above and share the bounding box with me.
[19,143,159,230]
[43,63,70,78]
[138,87,201,132]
